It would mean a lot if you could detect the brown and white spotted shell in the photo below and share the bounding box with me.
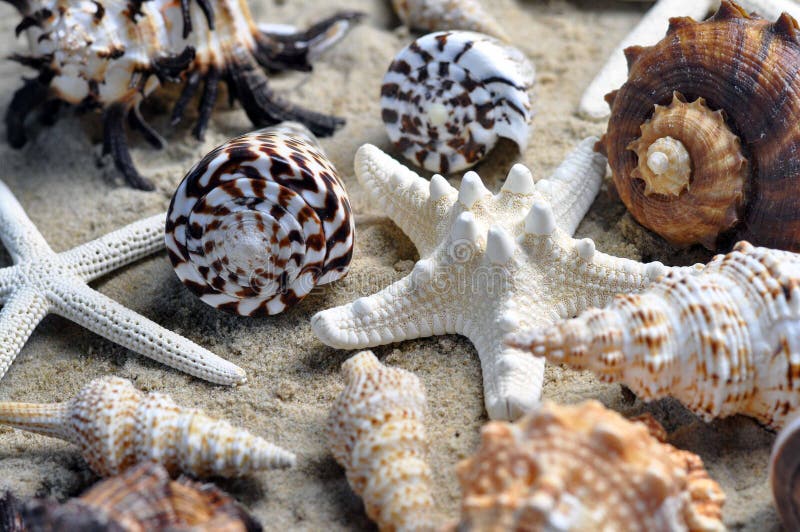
[600,0,800,251]
[381,31,535,174]
[165,123,354,316]
[3,0,361,189]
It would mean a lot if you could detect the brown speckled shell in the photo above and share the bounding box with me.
[601,0,800,251]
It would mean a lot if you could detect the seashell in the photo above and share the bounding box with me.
[165,123,354,316]
[381,31,535,174]
[327,351,439,531]
[600,1,800,251]
[15,462,261,531]
[770,412,800,530]
[510,241,800,430]
[391,0,507,40]
[3,0,362,190]
[0,491,24,532]
[0,376,296,477]
[453,400,725,532]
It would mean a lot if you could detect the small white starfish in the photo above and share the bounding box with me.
[0,180,245,385]
[312,139,672,420]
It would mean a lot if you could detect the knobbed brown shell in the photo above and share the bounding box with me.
[601,0,800,251]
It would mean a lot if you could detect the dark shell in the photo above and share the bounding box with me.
[601,0,800,251]
[11,462,261,532]
[771,413,800,530]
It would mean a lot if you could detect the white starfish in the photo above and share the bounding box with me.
[0,180,245,385]
[580,0,800,121]
[312,138,672,420]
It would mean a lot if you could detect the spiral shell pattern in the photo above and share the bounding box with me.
[166,123,354,316]
[512,241,800,429]
[381,31,535,174]
[601,1,800,251]
[0,376,296,477]
[327,351,438,531]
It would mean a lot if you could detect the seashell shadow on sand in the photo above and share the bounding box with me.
[0,0,781,530]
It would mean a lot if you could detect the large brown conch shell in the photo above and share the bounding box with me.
[0,462,261,531]
[600,0,800,251]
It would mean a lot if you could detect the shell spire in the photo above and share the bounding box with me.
[0,376,295,477]
[510,241,800,430]
[327,351,439,531]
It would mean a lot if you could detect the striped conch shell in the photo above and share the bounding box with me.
[0,376,296,477]
[165,122,354,316]
[770,411,800,530]
[327,351,439,531]
[454,401,725,531]
[15,462,261,531]
[381,31,535,174]
[510,241,800,429]
[391,0,507,40]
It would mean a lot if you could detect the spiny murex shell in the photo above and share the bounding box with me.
[12,462,261,531]
[165,122,354,316]
[770,411,800,530]
[601,1,800,251]
[327,351,438,531]
[390,0,507,40]
[0,376,295,477]
[454,400,725,532]
[381,31,535,174]
[511,241,800,430]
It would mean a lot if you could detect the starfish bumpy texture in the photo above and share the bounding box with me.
[312,139,673,420]
[0,180,245,384]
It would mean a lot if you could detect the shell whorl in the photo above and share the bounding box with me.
[381,31,535,174]
[390,0,507,40]
[511,241,800,429]
[0,376,296,477]
[453,401,725,532]
[601,1,800,251]
[327,351,437,531]
[165,123,354,316]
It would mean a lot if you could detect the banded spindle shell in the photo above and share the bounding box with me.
[511,241,800,430]
[166,123,354,316]
[327,351,438,531]
[15,462,261,531]
[381,31,535,174]
[453,401,725,532]
[0,376,296,477]
[770,412,800,530]
[600,0,800,251]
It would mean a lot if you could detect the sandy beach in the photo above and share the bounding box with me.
[0,0,780,529]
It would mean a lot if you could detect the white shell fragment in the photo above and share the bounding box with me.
[512,241,800,429]
[327,351,438,531]
[391,0,507,39]
[0,376,295,477]
[313,139,678,421]
[381,31,535,174]
[165,123,354,317]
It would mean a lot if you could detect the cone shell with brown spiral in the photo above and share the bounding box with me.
[453,401,725,532]
[0,376,296,477]
[601,0,800,251]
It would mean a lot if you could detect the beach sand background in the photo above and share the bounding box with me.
[0,0,781,529]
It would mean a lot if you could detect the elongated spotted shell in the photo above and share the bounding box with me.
[601,1,800,251]
[165,123,354,316]
[381,31,535,174]
[3,0,361,189]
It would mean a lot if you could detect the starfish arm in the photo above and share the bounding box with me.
[0,267,21,305]
[535,137,607,236]
[60,213,166,283]
[577,0,714,120]
[0,180,52,262]
[355,144,457,256]
[0,287,50,380]
[47,280,247,385]
[312,267,456,348]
